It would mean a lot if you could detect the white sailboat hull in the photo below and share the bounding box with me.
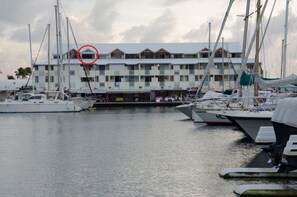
[0,100,81,113]
[176,103,193,119]
[194,109,231,125]
[209,110,273,141]
[72,97,97,110]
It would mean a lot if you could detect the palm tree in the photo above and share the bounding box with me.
[15,67,31,79]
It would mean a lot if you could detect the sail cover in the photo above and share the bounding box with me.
[240,71,254,86]
[256,74,297,89]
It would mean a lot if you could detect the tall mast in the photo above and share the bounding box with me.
[67,17,71,90]
[54,0,64,93]
[222,37,225,92]
[28,24,34,94]
[254,0,261,98]
[55,5,60,90]
[208,22,211,90]
[238,0,250,97]
[57,0,63,93]
[234,0,268,92]
[195,0,235,98]
[47,24,51,91]
[282,0,290,78]
[242,0,250,62]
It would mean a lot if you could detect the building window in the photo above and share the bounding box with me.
[215,75,223,81]
[111,49,124,59]
[125,54,139,59]
[231,53,241,58]
[45,76,49,83]
[45,65,49,70]
[105,76,109,82]
[145,64,152,70]
[195,75,199,81]
[82,54,94,59]
[95,76,99,82]
[173,54,183,58]
[81,77,94,82]
[127,65,135,70]
[35,76,39,83]
[70,70,75,75]
[50,76,54,82]
[198,64,207,70]
[69,49,78,59]
[184,54,197,58]
[155,49,170,59]
[99,54,108,59]
[141,49,154,59]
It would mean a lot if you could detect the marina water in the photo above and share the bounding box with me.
[0,107,294,196]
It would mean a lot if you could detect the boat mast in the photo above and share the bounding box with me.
[254,0,261,99]
[48,24,51,91]
[57,0,64,93]
[67,17,71,90]
[222,37,224,92]
[54,5,60,90]
[208,22,211,91]
[234,0,268,91]
[238,0,250,97]
[28,24,35,94]
[282,0,290,78]
[195,0,235,98]
[55,0,63,93]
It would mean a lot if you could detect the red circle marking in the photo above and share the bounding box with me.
[77,44,99,65]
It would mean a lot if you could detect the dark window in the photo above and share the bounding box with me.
[82,54,94,59]
[81,77,94,82]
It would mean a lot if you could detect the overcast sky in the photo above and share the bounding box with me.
[0,0,296,79]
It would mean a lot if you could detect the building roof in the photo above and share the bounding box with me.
[60,42,242,55]
[36,57,254,65]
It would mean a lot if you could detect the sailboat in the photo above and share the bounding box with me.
[177,0,236,124]
[209,0,296,141]
[64,18,97,110]
[0,0,81,113]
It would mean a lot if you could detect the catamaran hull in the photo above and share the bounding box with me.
[72,98,97,110]
[0,101,81,113]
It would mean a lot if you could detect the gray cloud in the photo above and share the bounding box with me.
[63,0,120,43]
[120,9,177,43]
[87,0,119,33]
[161,0,190,6]
[0,0,51,28]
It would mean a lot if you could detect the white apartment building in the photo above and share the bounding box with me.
[33,42,255,102]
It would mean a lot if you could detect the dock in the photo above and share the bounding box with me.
[234,184,297,196]
[94,101,183,107]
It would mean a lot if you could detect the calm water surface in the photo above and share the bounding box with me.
[0,107,293,196]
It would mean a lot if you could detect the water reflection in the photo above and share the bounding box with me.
[0,107,282,196]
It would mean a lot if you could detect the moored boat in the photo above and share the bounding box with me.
[0,92,81,113]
